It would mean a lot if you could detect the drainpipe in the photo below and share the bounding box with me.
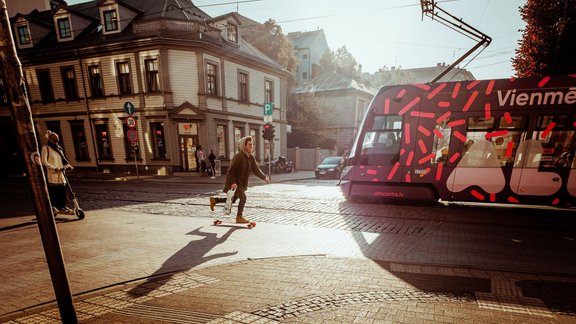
[75,50,99,172]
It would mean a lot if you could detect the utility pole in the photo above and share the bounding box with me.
[0,1,77,322]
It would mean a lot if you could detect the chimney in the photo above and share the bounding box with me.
[358,64,362,74]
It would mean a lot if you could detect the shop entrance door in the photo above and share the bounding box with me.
[180,135,199,172]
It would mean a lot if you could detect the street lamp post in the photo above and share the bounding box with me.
[0,1,77,322]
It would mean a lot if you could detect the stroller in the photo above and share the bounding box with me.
[53,168,85,220]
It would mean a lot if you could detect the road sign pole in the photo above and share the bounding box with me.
[134,148,139,178]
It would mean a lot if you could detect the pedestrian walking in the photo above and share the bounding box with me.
[41,130,74,214]
[196,145,206,176]
[208,149,216,179]
[209,136,270,223]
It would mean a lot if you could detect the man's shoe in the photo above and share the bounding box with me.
[236,216,249,224]
[209,196,216,211]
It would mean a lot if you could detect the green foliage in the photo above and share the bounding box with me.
[318,46,359,79]
[243,19,298,73]
[513,0,576,77]
[287,93,336,149]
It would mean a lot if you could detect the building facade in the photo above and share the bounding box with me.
[287,30,329,85]
[292,71,377,155]
[1,0,290,175]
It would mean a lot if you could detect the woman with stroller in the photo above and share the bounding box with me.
[41,130,74,214]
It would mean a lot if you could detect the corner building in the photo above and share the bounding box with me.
[2,0,290,175]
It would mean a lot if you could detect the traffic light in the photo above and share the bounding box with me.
[262,123,272,140]
[262,123,276,140]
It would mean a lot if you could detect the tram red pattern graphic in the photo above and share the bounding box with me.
[358,75,576,205]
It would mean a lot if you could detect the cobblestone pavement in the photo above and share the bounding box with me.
[1,173,576,323]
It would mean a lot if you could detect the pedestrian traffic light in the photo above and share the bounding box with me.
[262,123,272,140]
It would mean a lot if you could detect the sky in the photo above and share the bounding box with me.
[67,0,527,80]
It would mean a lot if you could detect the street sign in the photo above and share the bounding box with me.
[264,115,273,123]
[124,101,135,115]
[126,116,137,128]
[263,102,273,115]
[127,129,138,143]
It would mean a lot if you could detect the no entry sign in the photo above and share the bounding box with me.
[127,129,138,143]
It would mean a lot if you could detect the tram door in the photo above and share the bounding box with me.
[180,135,198,172]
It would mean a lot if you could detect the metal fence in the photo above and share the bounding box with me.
[287,147,336,171]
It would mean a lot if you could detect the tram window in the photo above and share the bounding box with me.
[361,129,402,166]
[498,115,527,129]
[492,115,527,166]
[532,115,576,168]
[372,115,402,130]
[432,118,452,163]
[465,115,527,166]
[459,140,501,168]
[467,116,495,130]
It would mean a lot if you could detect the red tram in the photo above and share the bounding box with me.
[341,75,576,206]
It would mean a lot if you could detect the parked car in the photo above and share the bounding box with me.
[315,156,344,179]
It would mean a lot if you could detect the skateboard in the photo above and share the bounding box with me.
[213,189,256,228]
[213,218,256,229]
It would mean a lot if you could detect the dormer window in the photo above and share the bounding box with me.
[57,18,72,39]
[103,10,119,32]
[16,25,31,45]
[227,24,237,43]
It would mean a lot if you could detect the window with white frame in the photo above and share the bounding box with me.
[116,61,132,95]
[57,18,72,39]
[103,10,118,32]
[206,62,218,95]
[227,24,238,42]
[61,66,78,100]
[16,25,31,45]
[265,79,274,103]
[145,59,160,93]
[238,71,248,102]
[88,65,104,97]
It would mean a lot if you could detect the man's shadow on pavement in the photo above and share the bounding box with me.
[128,226,240,297]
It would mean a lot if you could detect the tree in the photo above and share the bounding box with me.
[287,93,344,149]
[513,0,576,77]
[318,46,360,79]
[243,19,298,74]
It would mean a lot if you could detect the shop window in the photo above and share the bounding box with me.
[151,122,167,159]
[70,122,89,160]
[95,123,113,160]
[217,125,227,159]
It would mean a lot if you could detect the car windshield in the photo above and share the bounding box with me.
[322,157,341,165]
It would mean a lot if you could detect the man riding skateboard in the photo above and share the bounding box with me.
[210,136,270,223]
